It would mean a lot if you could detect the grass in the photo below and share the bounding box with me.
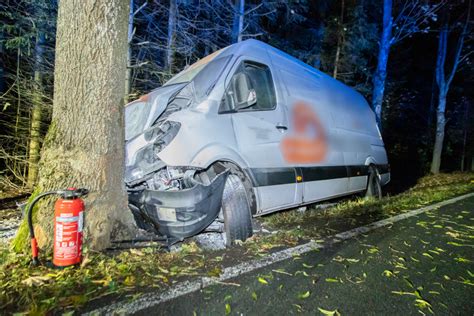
[0,172,473,314]
[262,172,474,239]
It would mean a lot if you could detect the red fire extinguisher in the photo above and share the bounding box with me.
[26,188,89,267]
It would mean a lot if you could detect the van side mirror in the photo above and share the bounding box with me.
[232,72,257,110]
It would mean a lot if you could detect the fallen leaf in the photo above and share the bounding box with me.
[298,291,310,299]
[252,292,258,301]
[272,269,292,276]
[422,253,434,259]
[454,257,471,263]
[22,275,51,287]
[391,291,416,296]
[295,270,309,277]
[318,307,341,316]
[403,277,414,288]
[415,299,432,309]
[258,277,268,285]
[325,278,340,283]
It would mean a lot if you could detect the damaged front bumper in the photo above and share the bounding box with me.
[128,170,228,240]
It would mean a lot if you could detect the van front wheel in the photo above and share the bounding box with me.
[221,174,253,246]
[365,166,382,199]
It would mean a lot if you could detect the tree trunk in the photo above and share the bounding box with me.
[430,91,447,174]
[460,100,469,171]
[232,0,244,43]
[166,0,177,71]
[27,31,46,187]
[371,0,392,129]
[125,0,134,102]
[429,3,469,174]
[332,0,345,79]
[0,30,4,93]
[13,0,136,252]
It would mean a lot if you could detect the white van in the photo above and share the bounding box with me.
[125,39,390,246]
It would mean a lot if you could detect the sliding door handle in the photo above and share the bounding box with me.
[276,124,288,131]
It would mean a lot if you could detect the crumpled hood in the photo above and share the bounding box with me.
[125,83,186,167]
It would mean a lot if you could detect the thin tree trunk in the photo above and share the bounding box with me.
[166,0,177,71]
[125,0,134,102]
[13,0,136,252]
[430,2,469,174]
[333,0,345,79]
[232,0,244,43]
[27,31,46,187]
[15,47,21,135]
[371,0,392,129]
[0,30,4,93]
[460,100,468,171]
[431,91,447,174]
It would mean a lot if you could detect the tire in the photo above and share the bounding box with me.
[221,174,253,246]
[365,165,382,199]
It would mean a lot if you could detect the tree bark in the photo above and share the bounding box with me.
[430,92,446,174]
[460,100,469,171]
[0,30,4,93]
[13,0,136,252]
[232,0,244,43]
[125,0,134,102]
[166,0,177,71]
[371,0,392,129]
[27,31,46,187]
[332,0,345,79]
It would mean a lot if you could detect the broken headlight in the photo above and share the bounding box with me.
[126,121,181,184]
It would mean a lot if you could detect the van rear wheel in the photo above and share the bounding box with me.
[365,165,382,199]
[221,174,253,246]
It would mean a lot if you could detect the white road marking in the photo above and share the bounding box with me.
[84,192,474,315]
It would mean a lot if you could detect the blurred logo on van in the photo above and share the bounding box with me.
[281,102,327,163]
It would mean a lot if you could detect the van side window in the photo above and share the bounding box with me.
[219,61,276,113]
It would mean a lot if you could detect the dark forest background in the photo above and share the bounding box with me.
[0,0,472,193]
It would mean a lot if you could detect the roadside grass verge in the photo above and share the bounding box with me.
[261,172,474,239]
[0,172,472,314]
[0,242,221,314]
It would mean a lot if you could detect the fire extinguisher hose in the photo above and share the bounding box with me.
[26,190,62,265]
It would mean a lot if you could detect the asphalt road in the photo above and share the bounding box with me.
[141,196,474,316]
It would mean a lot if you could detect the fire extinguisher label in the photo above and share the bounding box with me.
[78,211,83,232]
[56,223,63,242]
[54,215,80,261]
[56,215,79,222]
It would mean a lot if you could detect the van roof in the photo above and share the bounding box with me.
[221,39,368,105]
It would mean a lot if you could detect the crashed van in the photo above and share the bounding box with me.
[125,39,390,246]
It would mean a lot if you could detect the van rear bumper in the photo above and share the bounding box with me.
[128,170,229,240]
